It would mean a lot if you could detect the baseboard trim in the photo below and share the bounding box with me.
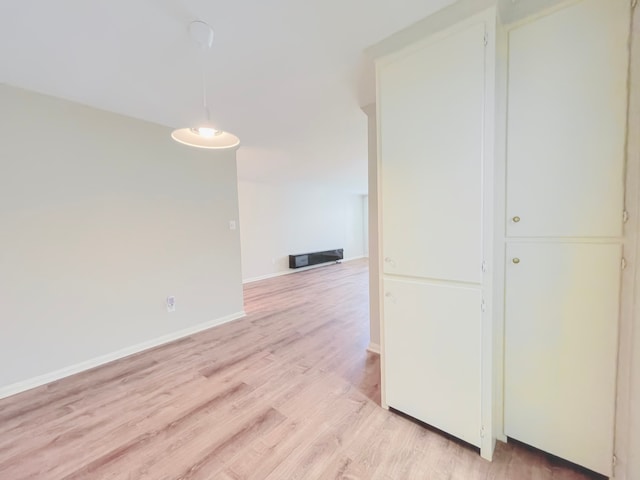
[243,256,367,284]
[0,311,246,400]
[243,269,297,284]
[367,342,381,355]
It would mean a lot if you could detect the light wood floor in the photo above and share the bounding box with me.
[0,259,599,479]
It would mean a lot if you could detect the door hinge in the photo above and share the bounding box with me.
[484,32,488,46]
[481,298,486,312]
[613,454,617,468]
[623,210,629,223]
[481,261,487,273]
[480,426,486,438]
[632,0,637,10]
[622,258,627,270]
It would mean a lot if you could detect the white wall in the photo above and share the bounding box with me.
[628,4,640,479]
[238,181,365,282]
[631,231,640,477]
[0,85,244,394]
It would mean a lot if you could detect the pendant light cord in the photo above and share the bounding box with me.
[189,20,214,124]
[201,57,210,122]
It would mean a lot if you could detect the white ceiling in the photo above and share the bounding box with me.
[0,0,457,194]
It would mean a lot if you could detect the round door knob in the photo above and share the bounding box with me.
[512,216,521,223]
[512,258,520,264]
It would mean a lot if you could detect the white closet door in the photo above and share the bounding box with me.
[378,17,489,449]
[379,22,485,283]
[384,278,482,447]
[506,0,629,238]
[504,243,621,476]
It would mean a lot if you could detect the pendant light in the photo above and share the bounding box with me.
[171,21,240,149]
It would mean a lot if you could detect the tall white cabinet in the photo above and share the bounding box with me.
[375,0,631,475]
[503,0,630,476]
[377,9,496,456]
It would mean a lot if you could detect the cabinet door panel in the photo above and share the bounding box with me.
[504,242,620,476]
[506,0,628,237]
[379,22,485,282]
[384,278,481,447]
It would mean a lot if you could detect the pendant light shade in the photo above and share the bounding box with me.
[172,21,239,150]
[171,128,240,149]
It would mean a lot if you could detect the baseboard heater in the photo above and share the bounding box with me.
[289,248,343,269]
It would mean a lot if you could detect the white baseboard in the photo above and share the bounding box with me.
[367,342,381,355]
[243,256,367,284]
[0,311,246,400]
[242,269,296,284]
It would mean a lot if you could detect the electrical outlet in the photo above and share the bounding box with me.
[167,296,176,312]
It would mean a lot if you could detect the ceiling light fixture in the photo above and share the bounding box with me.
[171,20,240,150]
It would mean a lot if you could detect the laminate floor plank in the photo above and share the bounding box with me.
[46,382,253,479]
[0,367,210,458]
[0,260,599,479]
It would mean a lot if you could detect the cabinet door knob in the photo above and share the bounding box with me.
[512,258,520,264]
[512,216,521,223]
